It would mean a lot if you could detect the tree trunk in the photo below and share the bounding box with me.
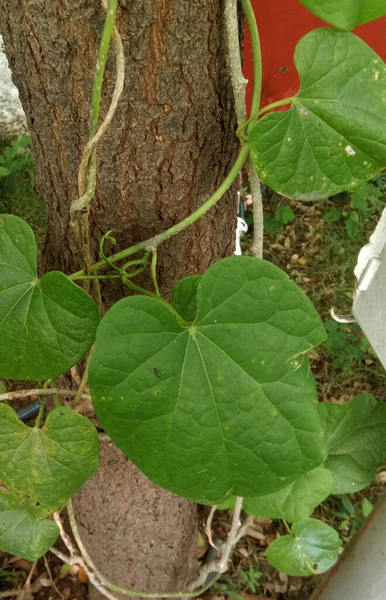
[0,0,239,595]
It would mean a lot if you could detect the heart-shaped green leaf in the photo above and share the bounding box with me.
[0,500,59,561]
[320,394,386,494]
[0,404,99,514]
[266,518,342,576]
[299,0,386,30]
[0,214,99,380]
[250,29,386,200]
[244,467,333,522]
[89,256,327,504]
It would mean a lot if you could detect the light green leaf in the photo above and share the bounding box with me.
[346,211,360,239]
[172,275,201,323]
[266,518,342,576]
[250,29,386,200]
[89,256,327,504]
[299,0,386,30]
[0,214,99,380]
[0,404,99,514]
[320,394,386,494]
[324,208,342,223]
[244,467,333,522]
[0,167,10,178]
[0,382,5,394]
[362,498,373,518]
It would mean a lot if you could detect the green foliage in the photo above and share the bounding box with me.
[299,0,386,30]
[0,404,99,560]
[239,565,263,593]
[172,275,201,323]
[319,394,386,494]
[89,256,327,504]
[264,205,295,235]
[0,214,99,379]
[250,29,386,200]
[323,321,368,370]
[0,137,46,241]
[266,518,342,576]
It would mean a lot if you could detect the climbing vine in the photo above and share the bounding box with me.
[1,0,386,594]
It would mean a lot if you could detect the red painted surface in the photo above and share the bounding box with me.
[243,1,386,111]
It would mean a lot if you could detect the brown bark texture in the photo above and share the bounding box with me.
[0,0,239,596]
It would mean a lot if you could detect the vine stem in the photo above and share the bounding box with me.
[0,389,91,403]
[236,96,294,139]
[70,144,250,279]
[70,0,124,300]
[240,0,264,259]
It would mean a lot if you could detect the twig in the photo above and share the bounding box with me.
[0,388,91,403]
[205,505,219,550]
[188,497,246,591]
[72,360,90,408]
[225,0,263,259]
[44,555,65,600]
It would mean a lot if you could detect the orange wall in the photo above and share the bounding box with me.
[243,1,386,111]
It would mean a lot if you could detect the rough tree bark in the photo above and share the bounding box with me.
[0,0,239,595]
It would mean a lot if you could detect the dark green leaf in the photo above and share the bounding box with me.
[0,404,99,514]
[250,29,386,200]
[266,518,341,576]
[275,205,295,225]
[172,275,201,323]
[346,211,360,239]
[351,192,368,212]
[324,208,343,223]
[0,214,99,380]
[320,394,386,493]
[244,467,333,522]
[299,0,386,30]
[0,382,5,394]
[89,256,327,504]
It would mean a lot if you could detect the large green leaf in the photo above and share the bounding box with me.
[299,0,386,30]
[0,214,99,380]
[89,256,327,504]
[244,467,333,522]
[267,518,341,576]
[250,29,386,200]
[0,404,99,513]
[320,394,386,494]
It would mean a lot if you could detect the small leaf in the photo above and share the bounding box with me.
[299,0,386,30]
[320,394,386,493]
[324,208,342,223]
[0,167,10,178]
[250,29,386,200]
[0,214,99,380]
[0,382,5,394]
[351,192,368,212]
[90,256,327,504]
[0,507,59,561]
[172,275,201,323]
[362,498,373,518]
[244,467,333,522]
[0,404,99,514]
[266,518,341,576]
[275,205,295,225]
[345,211,360,239]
